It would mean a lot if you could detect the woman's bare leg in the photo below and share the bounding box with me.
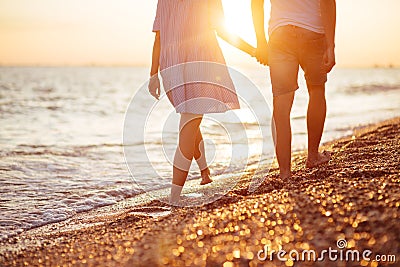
[194,129,212,185]
[172,113,203,187]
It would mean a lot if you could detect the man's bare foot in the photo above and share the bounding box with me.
[279,172,291,181]
[200,168,213,185]
[306,151,331,168]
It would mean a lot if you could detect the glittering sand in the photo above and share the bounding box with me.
[1,118,399,267]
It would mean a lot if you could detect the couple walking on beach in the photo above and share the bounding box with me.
[148,0,336,205]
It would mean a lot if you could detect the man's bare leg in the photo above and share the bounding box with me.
[272,91,295,179]
[306,85,330,167]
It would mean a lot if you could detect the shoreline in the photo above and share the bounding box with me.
[1,117,399,266]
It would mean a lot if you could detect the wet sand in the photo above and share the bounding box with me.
[1,118,399,267]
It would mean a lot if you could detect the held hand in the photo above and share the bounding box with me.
[148,75,160,100]
[249,47,257,58]
[323,47,336,73]
[255,42,269,66]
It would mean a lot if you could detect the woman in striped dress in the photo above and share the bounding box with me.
[149,0,255,204]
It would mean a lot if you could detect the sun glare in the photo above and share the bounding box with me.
[222,0,260,44]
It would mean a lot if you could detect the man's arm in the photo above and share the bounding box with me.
[320,0,336,72]
[251,0,268,65]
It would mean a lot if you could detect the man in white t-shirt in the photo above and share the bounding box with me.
[251,0,336,180]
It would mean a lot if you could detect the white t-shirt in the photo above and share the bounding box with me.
[269,0,324,35]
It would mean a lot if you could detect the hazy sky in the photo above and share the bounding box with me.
[1,0,400,67]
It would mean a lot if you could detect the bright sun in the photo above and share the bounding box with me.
[221,0,261,43]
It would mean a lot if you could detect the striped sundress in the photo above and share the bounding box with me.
[153,0,240,114]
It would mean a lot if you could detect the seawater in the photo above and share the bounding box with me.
[0,66,399,239]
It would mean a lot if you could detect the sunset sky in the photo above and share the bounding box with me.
[1,0,399,67]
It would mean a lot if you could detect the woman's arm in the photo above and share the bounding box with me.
[149,31,161,100]
[150,31,161,77]
[210,0,255,57]
[215,27,256,57]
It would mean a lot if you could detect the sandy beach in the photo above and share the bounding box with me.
[1,117,399,267]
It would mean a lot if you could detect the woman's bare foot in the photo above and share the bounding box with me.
[306,151,331,168]
[200,168,213,185]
